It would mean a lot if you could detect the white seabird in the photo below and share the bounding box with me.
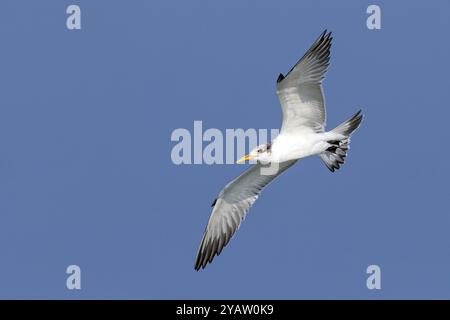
[195,30,363,270]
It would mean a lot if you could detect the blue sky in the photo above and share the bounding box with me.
[0,0,449,299]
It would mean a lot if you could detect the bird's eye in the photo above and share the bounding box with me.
[257,149,262,153]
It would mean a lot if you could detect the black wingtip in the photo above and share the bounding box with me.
[194,257,203,271]
[321,29,333,41]
[276,73,285,83]
[353,109,364,124]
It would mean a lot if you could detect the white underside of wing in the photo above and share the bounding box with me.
[194,161,297,270]
[277,84,326,134]
[276,31,332,134]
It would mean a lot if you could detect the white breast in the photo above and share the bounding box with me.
[271,132,328,162]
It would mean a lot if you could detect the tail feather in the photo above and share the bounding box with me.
[320,109,363,172]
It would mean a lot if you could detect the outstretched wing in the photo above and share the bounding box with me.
[276,30,332,134]
[195,160,297,270]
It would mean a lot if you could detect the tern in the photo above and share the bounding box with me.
[195,30,363,270]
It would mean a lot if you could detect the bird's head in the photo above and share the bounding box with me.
[236,143,272,164]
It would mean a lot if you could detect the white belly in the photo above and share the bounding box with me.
[271,132,329,162]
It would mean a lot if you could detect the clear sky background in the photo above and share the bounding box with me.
[0,0,449,299]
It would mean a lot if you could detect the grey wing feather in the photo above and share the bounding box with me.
[276,30,332,133]
[194,160,297,270]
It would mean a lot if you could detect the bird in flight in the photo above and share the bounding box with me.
[195,30,363,270]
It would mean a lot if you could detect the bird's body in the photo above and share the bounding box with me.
[270,131,333,162]
[194,30,363,270]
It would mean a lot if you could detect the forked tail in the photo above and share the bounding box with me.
[320,109,363,172]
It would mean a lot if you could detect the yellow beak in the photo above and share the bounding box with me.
[236,154,253,164]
